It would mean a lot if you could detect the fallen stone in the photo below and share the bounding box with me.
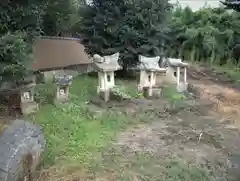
[0,119,46,181]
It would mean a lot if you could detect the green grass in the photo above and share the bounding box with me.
[31,76,134,168]
[96,150,213,181]
[31,75,213,180]
[212,64,240,82]
[192,61,240,82]
[116,79,144,99]
[162,85,186,102]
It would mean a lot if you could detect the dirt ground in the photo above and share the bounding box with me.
[188,65,240,127]
[20,64,240,181]
[96,64,240,181]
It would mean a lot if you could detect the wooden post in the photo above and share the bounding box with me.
[184,67,187,84]
[56,86,60,100]
[138,70,145,91]
[103,72,109,102]
[149,71,154,97]
[176,67,180,86]
[110,72,114,86]
[97,72,101,94]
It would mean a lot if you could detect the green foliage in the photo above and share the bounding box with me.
[221,0,240,12]
[43,0,81,35]
[167,6,240,65]
[164,161,212,181]
[0,0,46,86]
[0,0,46,37]
[162,85,186,102]
[34,81,56,104]
[31,75,133,166]
[0,32,34,86]
[74,0,172,68]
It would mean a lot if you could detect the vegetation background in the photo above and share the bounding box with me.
[0,0,239,86]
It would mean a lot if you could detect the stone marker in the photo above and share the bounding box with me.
[20,83,38,115]
[93,52,122,102]
[138,55,166,97]
[54,74,73,102]
[0,119,46,181]
[161,57,188,92]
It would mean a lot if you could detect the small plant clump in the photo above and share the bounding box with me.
[111,86,133,100]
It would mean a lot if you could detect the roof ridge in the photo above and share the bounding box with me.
[35,36,81,41]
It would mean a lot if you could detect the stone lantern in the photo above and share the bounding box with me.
[161,58,188,92]
[20,82,38,115]
[54,75,73,102]
[93,52,121,101]
[138,55,166,97]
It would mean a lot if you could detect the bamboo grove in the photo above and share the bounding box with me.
[168,6,240,65]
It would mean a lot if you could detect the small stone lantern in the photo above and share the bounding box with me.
[20,82,38,115]
[138,55,166,97]
[161,58,188,92]
[54,75,73,102]
[93,52,121,102]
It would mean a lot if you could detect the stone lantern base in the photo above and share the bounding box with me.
[93,52,121,102]
[54,85,70,103]
[21,101,39,115]
[99,89,111,102]
[161,58,188,92]
[54,75,73,103]
[138,55,167,98]
[143,85,164,98]
[20,84,38,115]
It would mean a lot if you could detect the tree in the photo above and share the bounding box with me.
[74,0,172,68]
[221,0,240,12]
[0,32,33,87]
[0,0,46,87]
[167,6,239,65]
[43,0,80,36]
[0,0,46,38]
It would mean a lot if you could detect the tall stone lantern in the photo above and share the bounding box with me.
[93,52,122,102]
[161,58,188,92]
[138,55,166,97]
[20,80,38,115]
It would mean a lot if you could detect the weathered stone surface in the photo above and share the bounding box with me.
[0,120,46,181]
[161,57,188,67]
[93,52,121,71]
[143,86,163,98]
[139,55,166,72]
[21,102,39,115]
[55,74,73,86]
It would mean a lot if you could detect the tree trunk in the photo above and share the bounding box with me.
[190,46,196,61]
[210,50,215,65]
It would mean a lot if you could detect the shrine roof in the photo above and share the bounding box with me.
[93,53,122,72]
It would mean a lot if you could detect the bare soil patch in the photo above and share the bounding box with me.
[115,103,240,181]
[188,65,240,127]
[34,73,240,181]
[79,96,240,181]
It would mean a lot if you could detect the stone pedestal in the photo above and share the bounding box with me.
[138,55,166,98]
[54,75,73,103]
[93,52,121,102]
[143,85,163,99]
[20,83,38,115]
[161,58,188,92]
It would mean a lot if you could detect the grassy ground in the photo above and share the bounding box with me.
[191,61,240,82]
[32,76,134,167]
[32,75,213,181]
[212,64,240,82]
